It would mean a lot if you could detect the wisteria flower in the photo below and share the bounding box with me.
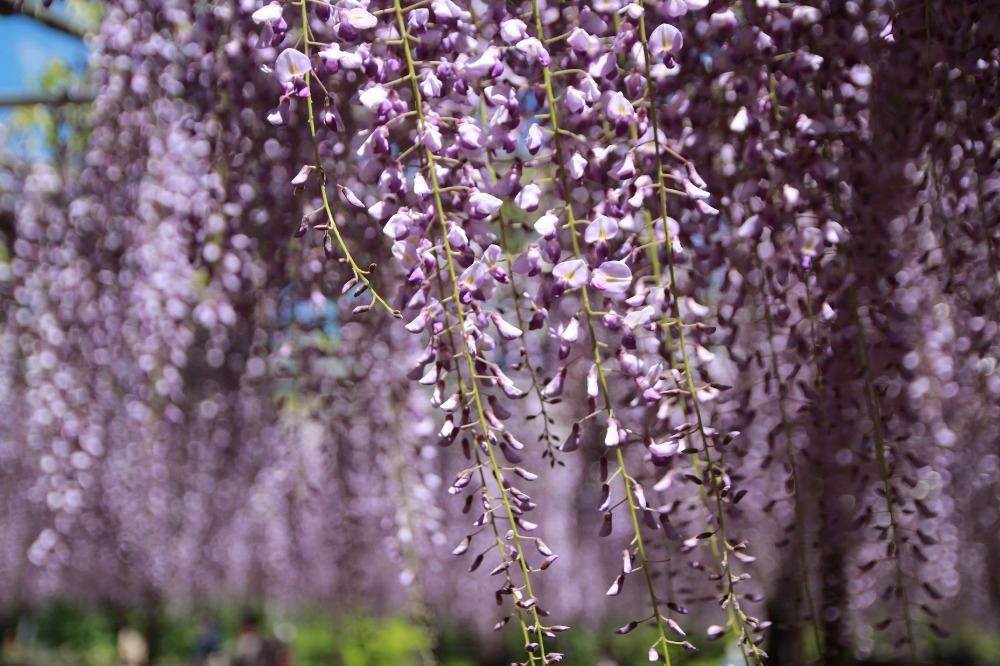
[491,313,522,340]
[482,244,509,283]
[589,52,617,80]
[591,261,632,295]
[526,124,544,154]
[458,260,488,294]
[516,38,551,66]
[568,152,587,180]
[512,243,542,276]
[275,48,311,95]
[567,28,599,55]
[469,190,503,219]
[253,1,286,46]
[683,178,711,200]
[515,183,541,211]
[500,19,528,42]
[462,47,502,79]
[552,259,589,294]
[383,208,416,240]
[359,85,389,113]
[648,24,683,58]
[319,43,364,72]
[252,2,282,25]
[343,7,377,30]
[534,211,559,239]
[421,123,443,153]
[604,417,623,448]
[565,87,587,113]
[614,152,636,179]
[584,216,619,244]
[431,0,462,21]
[420,71,443,97]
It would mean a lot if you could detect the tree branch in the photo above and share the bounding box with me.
[0,0,88,39]
[0,90,94,107]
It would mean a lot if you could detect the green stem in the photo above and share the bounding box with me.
[636,14,761,663]
[392,2,548,661]
[848,287,918,664]
[757,260,822,659]
[531,4,673,662]
[300,3,397,317]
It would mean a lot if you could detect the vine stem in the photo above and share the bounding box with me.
[848,287,918,665]
[531,3,673,662]
[756,259,822,659]
[300,2,397,317]
[472,113,561,465]
[760,58,822,657]
[635,14,760,664]
[810,34,917,657]
[391,2,549,662]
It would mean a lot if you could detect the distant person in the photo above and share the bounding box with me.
[117,626,148,666]
[0,628,27,666]
[231,612,291,666]
[193,613,223,665]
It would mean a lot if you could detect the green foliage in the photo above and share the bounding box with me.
[326,613,433,666]
[11,601,1000,665]
[33,600,114,651]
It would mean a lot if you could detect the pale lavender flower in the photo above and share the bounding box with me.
[462,47,502,79]
[604,417,622,447]
[534,211,559,239]
[614,152,636,179]
[618,351,642,377]
[421,124,443,153]
[568,152,587,180]
[565,87,587,114]
[469,190,503,219]
[447,224,469,249]
[408,7,429,32]
[459,260,488,293]
[619,3,643,20]
[567,28,599,55]
[526,124,544,154]
[420,71,443,98]
[290,165,313,186]
[515,183,541,211]
[500,19,528,42]
[512,243,542,276]
[342,7,377,30]
[431,0,462,21]
[457,121,483,151]
[541,367,566,398]
[516,38,551,66]
[491,313,522,340]
[683,178,711,199]
[553,259,589,291]
[252,2,282,24]
[275,48,311,94]
[623,305,655,330]
[591,261,632,295]
[589,52,618,80]
[482,244,509,283]
[579,76,601,103]
[585,216,619,244]
[491,364,524,399]
[339,185,365,208]
[648,24,683,58]
[383,208,416,240]
[358,85,389,113]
